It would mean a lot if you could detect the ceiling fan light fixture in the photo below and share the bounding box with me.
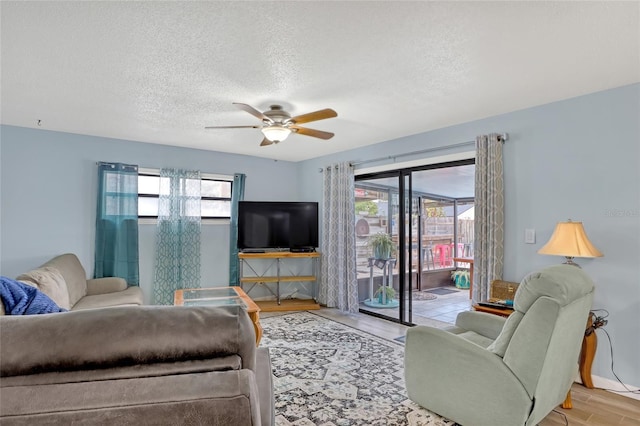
[207,103,337,146]
[261,125,292,143]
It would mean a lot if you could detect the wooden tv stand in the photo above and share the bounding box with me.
[238,251,320,311]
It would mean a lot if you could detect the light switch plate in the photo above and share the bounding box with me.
[525,228,536,244]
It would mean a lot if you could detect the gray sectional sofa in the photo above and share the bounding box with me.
[0,305,274,425]
[1,254,274,424]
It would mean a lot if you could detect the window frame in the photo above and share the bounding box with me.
[137,168,233,224]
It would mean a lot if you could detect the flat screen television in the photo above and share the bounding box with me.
[237,201,319,251]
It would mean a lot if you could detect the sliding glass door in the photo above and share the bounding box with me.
[355,173,403,322]
[354,170,416,324]
[355,159,475,325]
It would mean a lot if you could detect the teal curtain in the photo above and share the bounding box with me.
[228,173,246,286]
[152,168,202,305]
[94,162,139,285]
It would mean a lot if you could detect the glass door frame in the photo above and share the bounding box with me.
[356,158,475,326]
[399,172,412,325]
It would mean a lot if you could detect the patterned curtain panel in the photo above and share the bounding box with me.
[94,162,139,285]
[319,162,358,313]
[153,168,202,305]
[473,134,504,301]
[228,173,246,286]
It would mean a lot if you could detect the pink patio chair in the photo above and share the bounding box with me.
[434,244,451,267]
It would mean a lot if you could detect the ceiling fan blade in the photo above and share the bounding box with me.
[233,103,273,123]
[204,125,261,129]
[260,137,274,146]
[289,108,337,125]
[291,125,334,140]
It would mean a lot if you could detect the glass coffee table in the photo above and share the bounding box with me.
[174,286,262,345]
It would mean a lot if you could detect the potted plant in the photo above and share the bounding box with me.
[368,232,396,259]
[451,269,470,289]
[374,285,396,304]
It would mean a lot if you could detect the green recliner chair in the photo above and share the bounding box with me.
[405,265,595,426]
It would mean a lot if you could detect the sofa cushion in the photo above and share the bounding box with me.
[71,287,143,311]
[456,330,495,349]
[41,254,88,307]
[17,267,71,310]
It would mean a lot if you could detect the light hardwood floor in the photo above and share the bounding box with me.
[264,308,640,426]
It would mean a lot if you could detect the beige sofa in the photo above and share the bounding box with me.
[13,253,142,311]
[0,305,274,425]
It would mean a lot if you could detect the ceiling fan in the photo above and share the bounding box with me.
[205,103,338,146]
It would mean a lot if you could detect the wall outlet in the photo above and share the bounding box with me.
[525,228,536,244]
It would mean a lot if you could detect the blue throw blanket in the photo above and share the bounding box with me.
[0,276,67,315]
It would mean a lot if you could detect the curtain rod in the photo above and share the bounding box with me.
[350,133,508,168]
[96,161,138,170]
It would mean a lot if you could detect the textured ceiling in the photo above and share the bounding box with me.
[1,1,638,162]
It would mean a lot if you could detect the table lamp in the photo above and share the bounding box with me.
[538,219,605,395]
[538,220,603,267]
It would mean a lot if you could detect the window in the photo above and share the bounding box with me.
[138,170,233,220]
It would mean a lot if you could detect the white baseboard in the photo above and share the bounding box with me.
[576,374,640,401]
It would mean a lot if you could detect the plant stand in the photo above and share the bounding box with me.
[363,257,399,309]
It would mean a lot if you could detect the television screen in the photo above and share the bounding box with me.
[237,201,319,250]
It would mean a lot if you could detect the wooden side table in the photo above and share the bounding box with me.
[580,314,598,388]
[472,303,513,317]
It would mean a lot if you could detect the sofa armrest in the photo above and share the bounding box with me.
[455,310,506,340]
[0,306,256,377]
[86,277,127,295]
[256,347,275,426]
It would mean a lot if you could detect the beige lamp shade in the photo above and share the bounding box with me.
[538,221,603,262]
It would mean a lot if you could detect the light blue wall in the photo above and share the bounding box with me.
[298,83,640,388]
[1,84,638,387]
[0,126,299,302]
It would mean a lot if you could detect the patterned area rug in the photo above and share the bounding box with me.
[261,311,458,426]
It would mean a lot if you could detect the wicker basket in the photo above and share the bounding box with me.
[490,279,519,300]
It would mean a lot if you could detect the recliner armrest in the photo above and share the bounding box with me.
[86,277,128,295]
[455,310,506,340]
